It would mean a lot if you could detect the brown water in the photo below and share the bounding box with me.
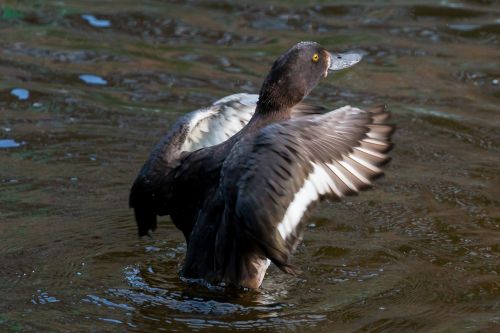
[1,1,499,332]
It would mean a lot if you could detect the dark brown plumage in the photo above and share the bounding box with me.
[130,41,393,289]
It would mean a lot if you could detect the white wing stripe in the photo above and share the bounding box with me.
[277,163,324,240]
[273,106,393,242]
[317,164,340,196]
[277,147,386,240]
[311,165,331,194]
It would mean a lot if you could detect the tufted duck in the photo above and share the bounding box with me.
[130,41,393,289]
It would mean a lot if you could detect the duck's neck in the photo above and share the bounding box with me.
[258,75,303,110]
[256,93,294,114]
[242,92,298,129]
[252,66,307,119]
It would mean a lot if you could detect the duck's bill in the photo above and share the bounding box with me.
[328,52,363,71]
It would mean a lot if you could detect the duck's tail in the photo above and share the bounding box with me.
[129,177,158,237]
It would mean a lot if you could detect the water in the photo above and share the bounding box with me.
[0,1,499,332]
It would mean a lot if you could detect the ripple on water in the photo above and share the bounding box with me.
[3,44,130,64]
[31,290,60,305]
[84,294,134,311]
[92,265,326,330]
[1,1,499,332]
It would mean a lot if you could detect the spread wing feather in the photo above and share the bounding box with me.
[181,94,257,152]
[180,93,325,153]
[227,105,393,272]
[130,93,325,237]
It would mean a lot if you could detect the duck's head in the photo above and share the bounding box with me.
[257,41,362,112]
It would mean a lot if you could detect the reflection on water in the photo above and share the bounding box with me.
[0,0,499,332]
[81,14,111,28]
[31,290,60,305]
[79,74,108,85]
[10,88,29,100]
[0,139,22,148]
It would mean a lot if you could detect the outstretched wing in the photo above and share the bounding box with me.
[130,93,325,237]
[226,105,394,272]
[130,93,256,237]
[179,93,325,153]
[180,93,258,152]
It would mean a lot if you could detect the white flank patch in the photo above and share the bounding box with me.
[277,163,329,240]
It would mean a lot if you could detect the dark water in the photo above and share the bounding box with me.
[1,1,499,332]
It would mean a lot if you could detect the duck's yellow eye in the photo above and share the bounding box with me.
[312,53,319,62]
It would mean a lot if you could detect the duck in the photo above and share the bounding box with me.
[129,41,394,289]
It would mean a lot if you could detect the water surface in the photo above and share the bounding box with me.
[0,1,499,332]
